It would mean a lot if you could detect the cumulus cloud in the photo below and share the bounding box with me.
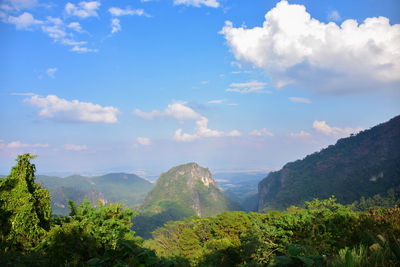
[134,102,202,121]
[64,144,88,151]
[7,12,42,29]
[65,1,100,18]
[134,102,240,142]
[136,137,152,146]
[67,22,84,33]
[25,94,120,123]
[313,120,363,137]
[289,97,311,104]
[226,81,269,94]
[249,128,274,137]
[221,0,400,93]
[290,130,311,137]
[174,0,220,8]
[5,141,48,148]
[46,67,57,78]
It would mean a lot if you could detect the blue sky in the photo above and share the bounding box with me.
[1,0,399,177]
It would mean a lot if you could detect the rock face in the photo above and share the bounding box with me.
[258,115,400,212]
[141,163,241,217]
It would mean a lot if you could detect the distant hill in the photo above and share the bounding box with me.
[37,173,153,215]
[133,163,242,238]
[140,162,241,217]
[258,115,400,212]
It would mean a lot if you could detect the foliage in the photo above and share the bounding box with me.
[352,187,400,211]
[272,244,325,267]
[2,154,400,266]
[0,153,51,251]
[132,204,196,239]
[0,154,177,267]
[145,197,400,267]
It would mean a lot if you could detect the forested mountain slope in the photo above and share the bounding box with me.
[140,162,241,217]
[258,115,400,211]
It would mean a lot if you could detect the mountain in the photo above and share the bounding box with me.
[37,173,153,215]
[258,115,400,212]
[140,163,241,217]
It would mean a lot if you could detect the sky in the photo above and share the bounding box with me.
[0,0,399,178]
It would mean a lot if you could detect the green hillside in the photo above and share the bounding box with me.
[37,173,153,215]
[133,163,242,238]
[258,115,400,211]
[140,162,241,217]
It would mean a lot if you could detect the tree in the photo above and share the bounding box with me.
[0,153,51,251]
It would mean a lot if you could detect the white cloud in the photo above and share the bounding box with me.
[313,120,363,137]
[65,1,100,18]
[290,130,310,137]
[134,102,202,121]
[6,141,48,148]
[7,12,42,29]
[40,17,96,53]
[249,128,274,137]
[46,67,57,78]
[109,7,146,17]
[108,7,149,34]
[328,10,341,22]
[64,144,88,151]
[226,81,269,94]
[111,18,121,34]
[71,45,98,53]
[208,99,224,104]
[226,130,242,137]
[67,22,83,33]
[41,17,66,39]
[289,97,311,104]
[136,137,152,146]
[174,0,220,8]
[3,0,37,10]
[1,5,95,53]
[221,0,400,93]
[135,102,240,142]
[25,94,120,123]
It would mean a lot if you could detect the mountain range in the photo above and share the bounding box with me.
[37,173,153,215]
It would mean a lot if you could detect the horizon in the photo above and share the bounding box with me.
[1,0,399,176]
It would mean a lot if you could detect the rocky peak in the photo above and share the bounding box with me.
[141,162,238,217]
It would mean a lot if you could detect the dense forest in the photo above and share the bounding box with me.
[1,154,399,266]
[258,115,400,211]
